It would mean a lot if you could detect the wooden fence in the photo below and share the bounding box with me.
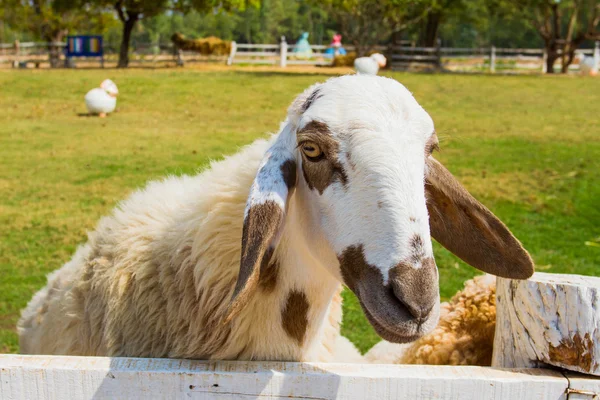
[390,41,600,73]
[1,273,600,399]
[0,355,586,399]
[1,39,599,74]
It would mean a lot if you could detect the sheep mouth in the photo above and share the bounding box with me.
[353,285,440,344]
[338,245,440,343]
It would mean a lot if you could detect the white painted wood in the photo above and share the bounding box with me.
[280,36,287,68]
[493,273,600,376]
[490,46,496,73]
[564,373,600,399]
[0,355,569,400]
[226,41,237,66]
[593,41,599,74]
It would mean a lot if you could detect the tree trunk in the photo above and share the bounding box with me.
[561,49,576,73]
[118,16,138,68]
[47,31,66,68]
[546,52,558,73]
[419,12,441,48]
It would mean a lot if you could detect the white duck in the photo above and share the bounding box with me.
[576,53,596,76]
[354,53,387,75]
[85,79,118,117]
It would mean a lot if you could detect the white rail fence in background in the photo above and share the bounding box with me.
[391,41,600,73]
[227,36,387,67]
[1,38,599,74]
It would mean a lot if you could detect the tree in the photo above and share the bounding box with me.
[84,0,253,68]
[113,0,169,67]
[497,0,600,73]
[416,0,460,47]
[1,0,105,67]
[315,0,430,56]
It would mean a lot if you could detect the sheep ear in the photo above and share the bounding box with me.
[224,127,298,323]
[425,157,534,279]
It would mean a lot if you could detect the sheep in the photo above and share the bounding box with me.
[18,75,533,362]
[576,53,597,76]
[354,53,387,75]
[365,274,497,366]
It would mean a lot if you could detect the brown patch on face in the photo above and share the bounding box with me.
[408,235,425,265]
[298,121,349,195]
[426,157,534,279]
[338,245,438,343]
[409,217,417,222]
[227,201,283,322]
[281,290,309,344]
[280,159,297,190]
[338,245,369,294]
[301,88,322,113]
[389,258,438,320]
[549,333,594,371]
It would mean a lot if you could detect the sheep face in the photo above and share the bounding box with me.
[229,75,534,344]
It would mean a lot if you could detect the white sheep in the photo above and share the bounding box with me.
[354,53,387,75]
[576,53,597,76]
[18,75,533,361]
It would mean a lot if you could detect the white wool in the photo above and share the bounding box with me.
[354,54,387,75]
[19,74,444,362]
[354,57,380,75]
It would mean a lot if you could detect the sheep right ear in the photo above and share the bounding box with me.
[224,126,298,323]
[425,156,534,279]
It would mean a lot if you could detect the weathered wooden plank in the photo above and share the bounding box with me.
[493,273,600,376]
[0,355,569,400]
[392,55,439,61]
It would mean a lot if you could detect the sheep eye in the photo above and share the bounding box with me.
[301,142,323,161]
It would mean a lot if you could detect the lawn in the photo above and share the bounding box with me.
[1,68,599,355]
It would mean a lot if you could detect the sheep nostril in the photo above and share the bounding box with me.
[391,285,434,320]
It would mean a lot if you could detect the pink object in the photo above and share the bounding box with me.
[331,34,342,48]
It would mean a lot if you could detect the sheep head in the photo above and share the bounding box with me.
[227,75,534,343]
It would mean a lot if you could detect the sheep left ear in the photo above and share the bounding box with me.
[225,126,297,323]
[425,156,534,279]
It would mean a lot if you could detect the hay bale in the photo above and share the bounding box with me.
[332,51,387,68]
[332,52,357,67]
[171,33,232,56]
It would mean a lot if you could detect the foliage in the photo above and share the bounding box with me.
[1,69,599,353]
[313,0,431,55]
[490,0,600,72]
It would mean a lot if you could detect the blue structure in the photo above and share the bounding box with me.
[66,36,104,67]
[293,32,313,59]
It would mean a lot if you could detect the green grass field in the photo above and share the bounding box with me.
[1,68,599,354]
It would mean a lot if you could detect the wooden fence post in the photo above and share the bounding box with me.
[227,41,237,66]
[490,45,496,73]
[492,273,600,376]
[435,38,442,70]
[13,39,20,68]
[280,36,287,68]
[542,48,548,73]
[593,40,600,74]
